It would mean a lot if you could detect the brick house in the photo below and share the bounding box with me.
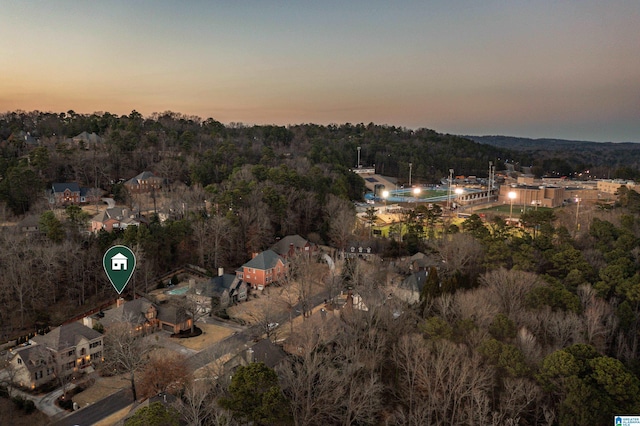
[123,171,164,194]
[7,322,103,389]
[90,207,146,232]
[236,250,287,290]
[98,297,192,335]
[50,183,100,206]
[270,235,316,260]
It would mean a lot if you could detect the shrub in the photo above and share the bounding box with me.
[23,399,36,414]
[12,395,25,410]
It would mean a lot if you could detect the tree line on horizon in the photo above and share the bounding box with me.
[1,110,640,424]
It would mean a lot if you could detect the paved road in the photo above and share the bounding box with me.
[51,388,131,426]
[45,289,331,424]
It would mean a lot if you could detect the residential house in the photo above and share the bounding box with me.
[236,250,287,290]
[346,243,375,260]
[17,215,40,234]
[99,297,159,334]
[90,207,146,232]
[196,273,248,310]
[50,183,99,206]
[157,303,192,334]
[224,339,287,376]
[7,322,103,389]
[72,131,103,149]
[409,252,439,272]
[395,270,429,304]
[270,235,316,260]
[123,171,164,194]
[98,297,192,335]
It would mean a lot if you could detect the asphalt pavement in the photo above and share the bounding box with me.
[18,289,332,425]
[51,388,131,426]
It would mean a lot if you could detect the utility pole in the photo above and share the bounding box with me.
[357,146,361,169]
[409,162,412,186]
[447,169,454,210]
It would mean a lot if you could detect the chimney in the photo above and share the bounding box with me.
[218,267,224,277]
[246,347,254,363]
[251,252,259,259]
[116,297,125,307]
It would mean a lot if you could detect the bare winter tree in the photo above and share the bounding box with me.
[175,379,233,426]
[281,321,345,426]
[578,284,618,352]
[137,351,190,399]
[102,321,155,401]
[433,232,484,279]
[481,268,542,317]
[247,294,284,342]
[324,195,355,252]
[496,377,545,425]
[391,334,432,426]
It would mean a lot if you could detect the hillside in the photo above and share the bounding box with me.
[468,135,640,178]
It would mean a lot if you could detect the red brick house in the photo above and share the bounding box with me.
[124,171,164,194]
[236,250,287,290]
[50,183,99,206]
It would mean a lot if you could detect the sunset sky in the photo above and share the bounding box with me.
[1,1,638,142]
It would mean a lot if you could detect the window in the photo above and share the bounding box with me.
[67,350,74,357]
[17,358,22,364]
[35,370,43,380]
[90,341,102,349]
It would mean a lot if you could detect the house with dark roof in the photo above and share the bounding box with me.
[236,250,287,290]
[98,297,191,335]
[7,322,103,389]
[270,235,316,259]
[224,339,287,375]
[99,297,159,333]
[196,273,247,309]
[396,270,429,304]
[156,303,192,334]
[50,183,100,206]
[90,207,146,232]
[409,252,439,272]
[124,171,164,194]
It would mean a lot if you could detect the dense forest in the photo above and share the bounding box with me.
[2,110,640,425]
[470,135,640,180]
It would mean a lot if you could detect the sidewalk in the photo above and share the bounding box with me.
[7,383,74,417]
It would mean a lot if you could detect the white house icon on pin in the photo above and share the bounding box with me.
[111,253,128,271]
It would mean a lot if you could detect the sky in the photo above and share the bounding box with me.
[1,0,639,142]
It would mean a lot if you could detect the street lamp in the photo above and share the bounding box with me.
[454,187,463,210]
[412,187,421,203]
[508,191,517,224]
[409,162,413,187]
[575,197,581,235]
[382,190,389,212]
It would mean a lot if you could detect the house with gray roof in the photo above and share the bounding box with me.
[50,182,100,206]
[196,273,248,309]
[124,171,164,194]
[270,234,316,259]
[7,322,103,389]
[90,207,146,232]
[236,249,287,290]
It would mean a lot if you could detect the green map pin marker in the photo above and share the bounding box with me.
[103,245,136,294]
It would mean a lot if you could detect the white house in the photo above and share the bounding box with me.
[111,253,128,271]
